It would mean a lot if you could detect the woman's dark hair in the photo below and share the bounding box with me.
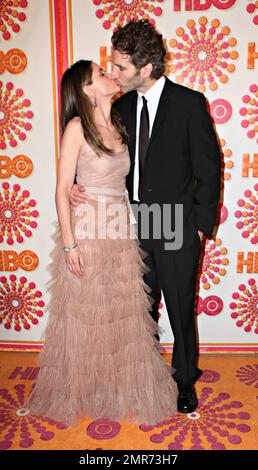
[111,20,166,79]
[60,60,127,156]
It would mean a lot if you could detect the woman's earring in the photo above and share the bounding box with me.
[92,96,97,107]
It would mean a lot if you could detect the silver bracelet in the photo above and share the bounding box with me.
[63,242,78,253]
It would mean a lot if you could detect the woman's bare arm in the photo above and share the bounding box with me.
[55,119,83,246]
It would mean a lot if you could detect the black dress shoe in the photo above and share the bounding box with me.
[177,383,198,413]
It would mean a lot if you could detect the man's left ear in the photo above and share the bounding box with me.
[143,63,153,78]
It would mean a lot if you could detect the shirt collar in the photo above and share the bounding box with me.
[137,75,165,106]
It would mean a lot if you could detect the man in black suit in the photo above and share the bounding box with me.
[70,20,221,413]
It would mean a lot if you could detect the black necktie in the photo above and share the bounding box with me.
[138,96,149,200]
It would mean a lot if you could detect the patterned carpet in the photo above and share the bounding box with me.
[0,352,257,451]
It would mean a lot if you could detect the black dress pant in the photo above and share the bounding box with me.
[133,200,202,386]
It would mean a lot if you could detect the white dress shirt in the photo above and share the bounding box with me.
[133,75,166,202]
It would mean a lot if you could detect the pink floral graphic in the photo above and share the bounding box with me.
[0,182,39,245]
[0,81,33,149]
[0,275,45,331]
[92,0,163,30]
[229,278,258,334]
[239,84,258,144]
[0,384,67,450]
[246,2,258,25]
[168,17,238,92]
[198,239,229,290]
[220,138,234,182]
[234,184,258,245]
[236,364,258,388]
[139,387,251,450]
[0,0,27,41]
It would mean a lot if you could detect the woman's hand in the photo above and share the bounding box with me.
[69,183,90,208]
[64,246,85,277]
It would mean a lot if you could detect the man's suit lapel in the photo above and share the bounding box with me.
[149,78,174,143]
[143,77,176,167]
[126,77,176,169]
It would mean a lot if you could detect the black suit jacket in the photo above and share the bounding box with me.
[112,76,221,239]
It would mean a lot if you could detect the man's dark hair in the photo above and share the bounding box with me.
[111,20,166,79]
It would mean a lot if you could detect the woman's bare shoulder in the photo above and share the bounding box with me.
[64,117,83,137]
[69,116,81,123]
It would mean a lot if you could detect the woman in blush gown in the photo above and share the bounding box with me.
[26,59,178,427]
